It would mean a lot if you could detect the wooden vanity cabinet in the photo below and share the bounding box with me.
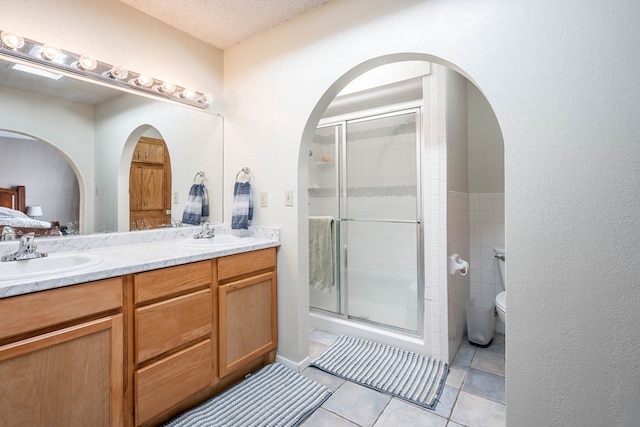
[217,247,278,378]
[0,278,124,427]
[132,260,215,426]
[0,246,278,427]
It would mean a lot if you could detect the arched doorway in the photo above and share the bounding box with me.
[0,129,82,233]
[128,128,173,230]
[301,54,504,361]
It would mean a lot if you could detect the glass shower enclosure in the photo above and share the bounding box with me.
[308,107,423,333]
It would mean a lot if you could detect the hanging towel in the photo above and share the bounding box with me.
[182,183,209,225]
[309,216,335,291]
[231,181,253,230]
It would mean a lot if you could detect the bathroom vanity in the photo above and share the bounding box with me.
[0,226,279,427]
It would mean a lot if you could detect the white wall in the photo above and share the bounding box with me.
[0,135,79,226]
[0,85,95,231]
[467,81,505,333]
[94,94,223,232]
[445,68,469,194]
[468,83,504,193]
[445,68,471,360]
[224,0,640,425]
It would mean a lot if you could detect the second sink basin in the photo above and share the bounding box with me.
[0,252,104,281]
[186,234,255,248]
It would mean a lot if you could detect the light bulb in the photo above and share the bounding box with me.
[40,45,61,61]
[1,32,24,50]
[158,82,176,94]
[133,74,153,87]
[105,65,128,80]
[198,93,212,105]
[76,55,97,71]
[179,88,196,100]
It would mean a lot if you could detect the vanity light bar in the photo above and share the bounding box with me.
[0,30,211,109]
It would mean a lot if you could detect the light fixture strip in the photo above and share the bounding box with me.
[0,30,210,108]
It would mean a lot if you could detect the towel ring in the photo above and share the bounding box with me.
[235,167,250,183]
[193,171,205,183]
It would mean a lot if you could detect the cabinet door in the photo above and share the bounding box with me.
[129,164,143,211]
[133,140,164,164]
[218,271,277,377]
[129,165,164,211]
[140,165,164,211]
[0,315,124,427]
[136,289,212,364]
[135,340,212,426]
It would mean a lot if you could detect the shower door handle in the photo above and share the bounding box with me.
[343,244,347,268]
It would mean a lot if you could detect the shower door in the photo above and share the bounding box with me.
[309,108,422,333]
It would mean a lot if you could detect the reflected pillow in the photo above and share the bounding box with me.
[0,206,29,218]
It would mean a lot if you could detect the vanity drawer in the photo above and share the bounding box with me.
[0,277,122,341]
[135,339,212,426]
[134,260,212,304]
[217,248,276,283]
[136,289,212,364]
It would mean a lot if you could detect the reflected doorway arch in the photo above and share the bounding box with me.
[126,127,172,231]
[0,129,82,233]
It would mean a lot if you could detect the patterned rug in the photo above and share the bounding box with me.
[311,335,448,410]
[165,363,332,427]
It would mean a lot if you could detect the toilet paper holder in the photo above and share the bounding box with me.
[449,254,469,276]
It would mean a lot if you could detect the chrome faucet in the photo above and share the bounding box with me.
[193,222,215,239]
[1,226,16,241]
[1,232,48,262]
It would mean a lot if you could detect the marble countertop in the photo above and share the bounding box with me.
[0,224,280,299]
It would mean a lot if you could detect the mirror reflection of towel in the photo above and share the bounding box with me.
[182,183,209,225]
[231,181,253,230]
[309,216,335,291]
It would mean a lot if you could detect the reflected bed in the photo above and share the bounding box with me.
[0,185,60,237]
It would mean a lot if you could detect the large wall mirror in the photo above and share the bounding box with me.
[0,55,223,235]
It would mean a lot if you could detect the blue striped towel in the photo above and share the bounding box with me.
[231,181,253,230]
[181,183,209,225]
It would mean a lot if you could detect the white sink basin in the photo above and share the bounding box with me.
[186,234,255,248]
[0,253,103,281]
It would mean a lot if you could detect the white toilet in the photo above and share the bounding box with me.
[494,247,506,324]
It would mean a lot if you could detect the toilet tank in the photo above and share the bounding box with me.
[493,247,505,289]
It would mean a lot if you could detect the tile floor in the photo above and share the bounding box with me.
[301,330,506,427]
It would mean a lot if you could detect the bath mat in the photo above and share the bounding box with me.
[165,363,332,427]
[311,335,448,410]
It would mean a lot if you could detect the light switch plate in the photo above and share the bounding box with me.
[285,190,293,207]
[260,191,268,207]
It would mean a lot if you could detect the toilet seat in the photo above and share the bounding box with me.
[495,291,506,312]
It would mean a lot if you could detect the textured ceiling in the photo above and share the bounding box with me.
[119,0,332,49]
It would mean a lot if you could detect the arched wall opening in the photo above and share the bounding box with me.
[0,129,83,233]
[298,53,504,362]
[117,124,172,232]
